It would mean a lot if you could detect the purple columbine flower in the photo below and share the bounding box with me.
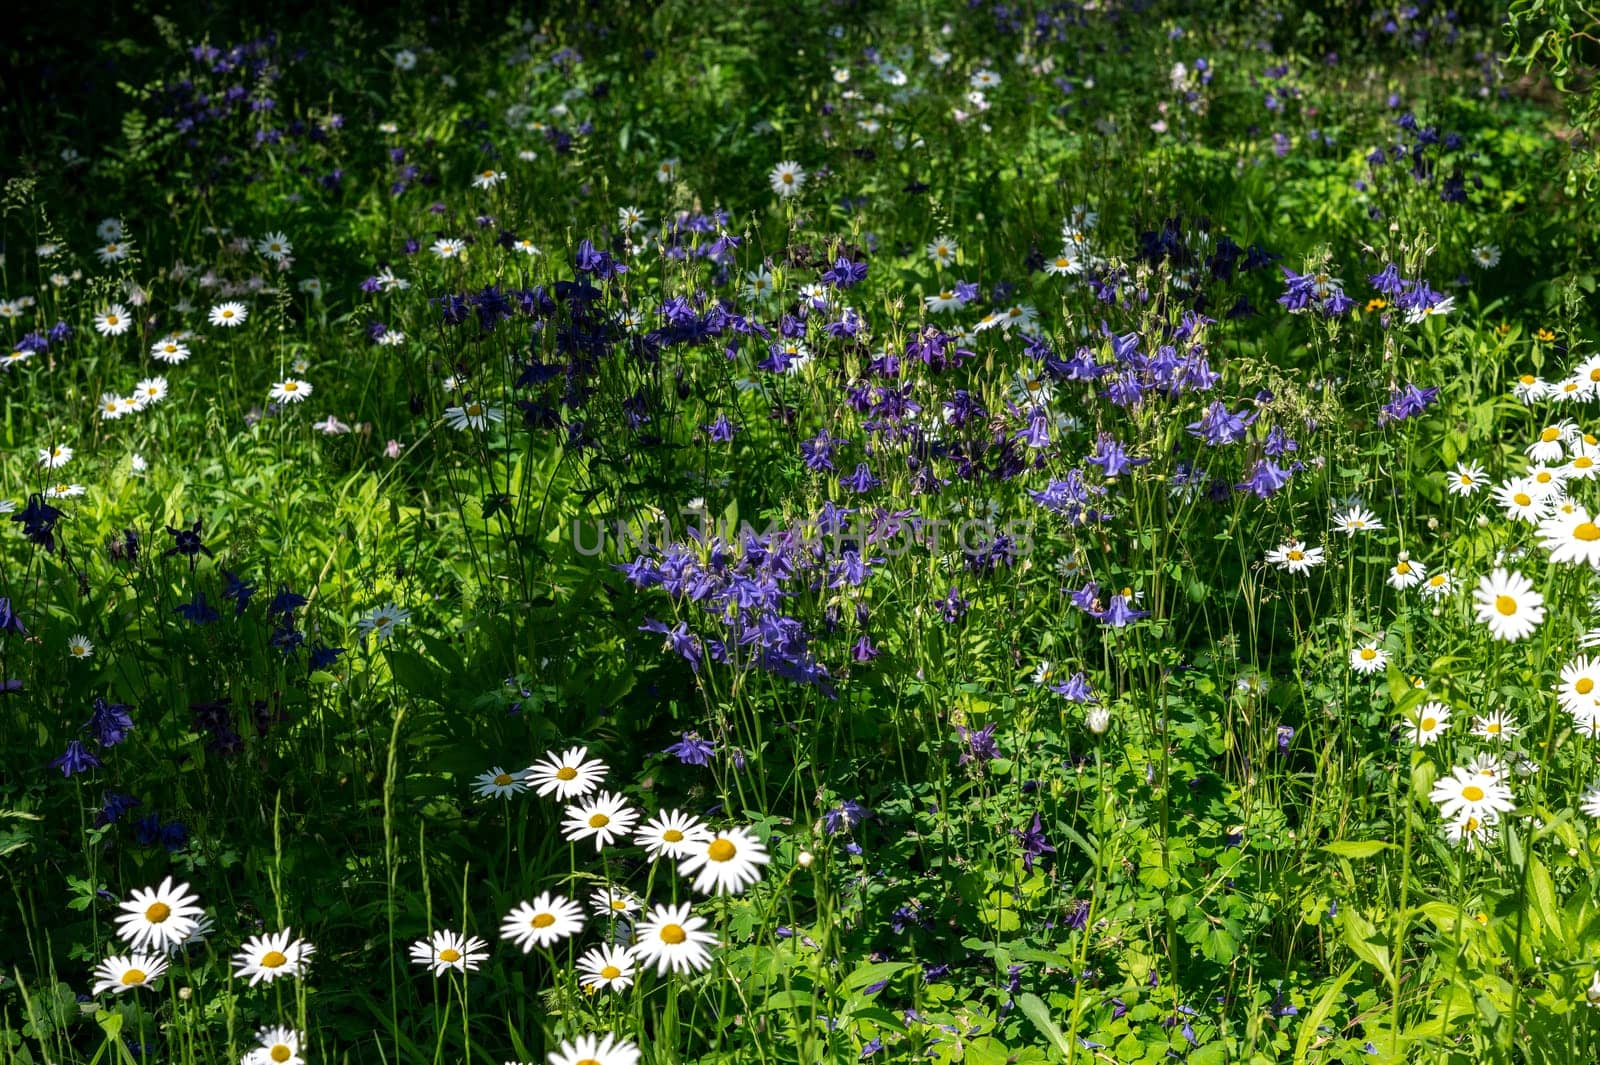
[1014,812,1056,872]
[663,731,716,766]
[51,740,102,777]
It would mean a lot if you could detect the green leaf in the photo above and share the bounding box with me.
[1017,993,1071,1059]
[1321,840,1395,859]
[1294,962,1359,1065]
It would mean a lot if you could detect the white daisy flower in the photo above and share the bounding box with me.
[562,791,640,850]
[1471,710,1520,742]
[546,1033,641,1065]
[472,169,506,190]
[255,232,293,261]
[208,302,247,328]
[115,877,204,952]
[676,826,771,895]
[629,902,717,975]
[769,160,806,197]
[472,767,527,799]
[1428,765,1515,821]
[233,929,315,986]
[430,238,467,260]
[91,953,168,995]
[633,808,711,860]
[244,1027,304,1065]
[499,892,585,953]
[1386,553,1425,590]
[67,634,94,660]
[1349,641,1387,674]
[926,236,959,267]
[151,337,190,363]
[575,944,636,992]
[355,603,409,642]
[93,305,133,336]
[1403,701,1451,745]
[269,379,311,403]
[1265,540,1324,574]
[1331,506,1383,535]
[1471,568,1545,642]
[1537,506,1600,566]
[409,930,489,976]
[525,746,607,801]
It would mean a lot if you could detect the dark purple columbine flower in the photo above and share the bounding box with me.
[820,256,868,288]
[0,597,24,635]
[51,740,102,777]
[12,494,63,553]
[663,731,716,766]
[1014,811,1055,872]
[1276,725,1295,754]
[175,592,220,625]
[95,791,142,827]
[1097,593,1150,628]
[704,413,736,442]
[1236,458,1293,498]
[164,519,214,569]
[87,699,134,747]
[1186,401,1256,446]
[939,586,967,624]
[956,722,999,765]
[824,800,870,835]
[1085,434,1148,478]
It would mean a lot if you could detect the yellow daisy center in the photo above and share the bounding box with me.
[1495,595,1518,616]
[1541,427,1561,442]
[556,766,578,780]
[146,902,172,923]
[659,924,687,944]
[588,812,611,828]
[531,913,555,928]
[438,948,461,963]
[122,968,147,985]
[1462,785,1485,802]
[1420,717,1437,731]
[1360,648,1377,661]
[662,828,684,843]
[271,1047,292,1064]
[1574,522,1600,542]
[600,965,622,980]
[708,838,737,862]
[1395,562,1411,574]
[1513,493,1532,507]
[1577,678,1595,695]
[261,950,288,968]
[1286,550,1304,561]
[493,773,512,786]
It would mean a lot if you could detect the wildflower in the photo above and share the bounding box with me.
[393,49,417,70]
[656,158,679,183]
[472,169,505,190]
[1557,656,1600,716]
[269,379,311,403]
[355,603,409,642]
[590,888,639,918]
[1387,553,1425,590]
[1580,782,1600,821]
[1445,811,1499,851]
[1331,506,1383,535]
[255,233,293,261]
[634,808,712,860]
[1471,711,1519,742]
[444,399,505,430]
[546,1034,641,1065]
[115,877,203,952]
[1537,506,1600,566]
[576,945,636,992]
[87,698,133,747]
[563,791,640,850]
[1014,812,1055,873]
[1349,642,1387,674]
[1471,569,1545,642]
[430,238,467,259]
[233,929,315,986]
[1404,702,1451,745]
[1429,765,1515,821]
[39,444,73,469]
[472,767,527,798]
[1447,462,1486,496]
[630,902,717,974]
[769,160,806,197]
[410,930,489,976]
[663,732,715,766]
[244,1028,304,1065]
[91,953,168,995]
[1470,244,1500,268]
[68,634,95,660]
[1265,540,1324,574]
[208,302,247,328]
[50,739,102,777]
[500,893,585,952]
[1419,571,1453,600]
[926,236,959,267]
[151,337,190,363]
[678,826,771,894]
[93,305,133,336]
[525,745,607,800]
